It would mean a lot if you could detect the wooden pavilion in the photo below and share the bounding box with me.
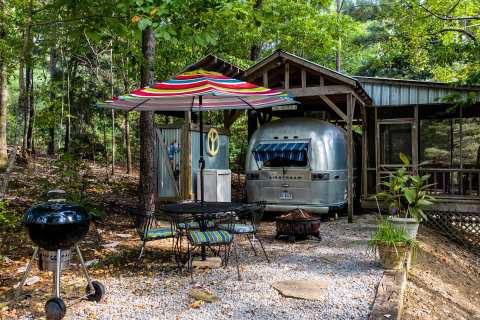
[172,50,480,217]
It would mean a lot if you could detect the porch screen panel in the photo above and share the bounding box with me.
[379,123,412,165]
[420,119,452,168]
[461,118,480,168]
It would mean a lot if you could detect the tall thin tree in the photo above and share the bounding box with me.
[139,26,156,213]
[0,0,8,170]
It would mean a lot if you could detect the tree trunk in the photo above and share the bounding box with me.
[0,62,7,171]
[335,0,342,72]
[19,0,33,156]
[249,0,263,61]
[0,0,6,170]
[22,64,31,151]
[27,65,35,152]
[124,112,132,175]
[47,48,57,155]
[139,27,156,213]
[110,47,115,175]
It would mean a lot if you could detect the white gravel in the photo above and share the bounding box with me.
[69,214,383,320]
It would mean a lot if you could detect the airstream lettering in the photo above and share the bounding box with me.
[246,118,358,214]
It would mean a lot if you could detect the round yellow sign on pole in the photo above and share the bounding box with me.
[207,128,219,157]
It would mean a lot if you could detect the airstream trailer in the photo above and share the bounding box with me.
[246,118,359,214]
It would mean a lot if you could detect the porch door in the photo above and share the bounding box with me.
[376,120,417,190]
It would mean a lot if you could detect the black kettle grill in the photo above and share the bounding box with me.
[16,190,105,320]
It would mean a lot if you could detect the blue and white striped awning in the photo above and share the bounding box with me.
[252,142,309,162]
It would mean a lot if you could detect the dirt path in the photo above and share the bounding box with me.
[403,226,480,320]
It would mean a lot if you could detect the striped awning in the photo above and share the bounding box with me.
[98,69,296,112]
[252,142,309,162]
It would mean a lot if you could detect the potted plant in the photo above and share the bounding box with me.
[376,153,434,239]
[369,219,417,270]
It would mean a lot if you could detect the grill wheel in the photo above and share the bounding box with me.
[45,297,66,320]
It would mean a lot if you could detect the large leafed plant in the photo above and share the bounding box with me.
[376,153,435,221]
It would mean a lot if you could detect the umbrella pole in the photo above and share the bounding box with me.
[199,97,207,261]
[199,96,205,204]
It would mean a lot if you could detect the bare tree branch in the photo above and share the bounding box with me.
[431,28,477,41]
[417,2,480,21]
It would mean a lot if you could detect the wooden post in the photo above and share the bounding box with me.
[459,105,463,169]
[347,94,354,223]
[284,63,290,89]
[247,110,257,141]
[301,68,306,88]
[180,111,192,200]
[361,104,368,199]
[263,71,268,87]
[375,107,380,193]
[413,105,419,174]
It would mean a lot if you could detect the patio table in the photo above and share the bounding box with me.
[159,202,260,260]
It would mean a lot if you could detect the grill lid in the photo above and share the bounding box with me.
[24,202,90,250]
[24,202,90,225]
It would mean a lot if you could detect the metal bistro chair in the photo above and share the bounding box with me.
[217,203,270,263]
[129,209,177,260]
[176,212,240,280]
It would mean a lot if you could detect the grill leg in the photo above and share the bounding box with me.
[15,247,39,299]
[54,249,61,298]
[75,245,94,292]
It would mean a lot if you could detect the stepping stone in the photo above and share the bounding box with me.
[272,280,329,300]
[191,257,222,269]
[188,288,219,303]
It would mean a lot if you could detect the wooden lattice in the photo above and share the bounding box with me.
[424,210,480,254]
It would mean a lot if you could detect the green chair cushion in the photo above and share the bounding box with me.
[217,223,256,234]
[145,227,176,239]
[188,230,233,245]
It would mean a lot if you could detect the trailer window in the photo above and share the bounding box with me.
[262,154,308,167]
[252,142,309,168]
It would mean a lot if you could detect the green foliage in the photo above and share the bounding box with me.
[368,219,418,254]
[0,200,21,232]
[53,152,105,221]
[375,153,435,221]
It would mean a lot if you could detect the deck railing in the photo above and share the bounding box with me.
[419,168,480,198]
[377,167,480,198]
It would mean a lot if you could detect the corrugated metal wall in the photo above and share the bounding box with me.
[357,79,480,107]
[156,127,229,200]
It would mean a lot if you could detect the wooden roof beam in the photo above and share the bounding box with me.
[319,95,347,122]
[288,85,353,97]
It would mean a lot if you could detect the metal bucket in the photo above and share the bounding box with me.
[39,249,71,271]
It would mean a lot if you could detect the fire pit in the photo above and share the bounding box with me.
[276,208,321,242]
[16,191,105,320]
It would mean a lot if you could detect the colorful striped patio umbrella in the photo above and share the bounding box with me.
[99,69,297,203]
[100,69,295,111]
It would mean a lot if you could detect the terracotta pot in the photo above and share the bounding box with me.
[377,243,409,270]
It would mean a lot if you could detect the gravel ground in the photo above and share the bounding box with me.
[65,214,383,320]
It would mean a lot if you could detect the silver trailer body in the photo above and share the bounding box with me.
[246,118,352,214]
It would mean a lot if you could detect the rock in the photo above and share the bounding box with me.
[16,265,27,274]
[85,259,100,267]
[3,256,13,264]
[102,241,120,249]
[15,276,41,288]
[116,233,131,238]
[272,280,329,301]
[188,288,219,303]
